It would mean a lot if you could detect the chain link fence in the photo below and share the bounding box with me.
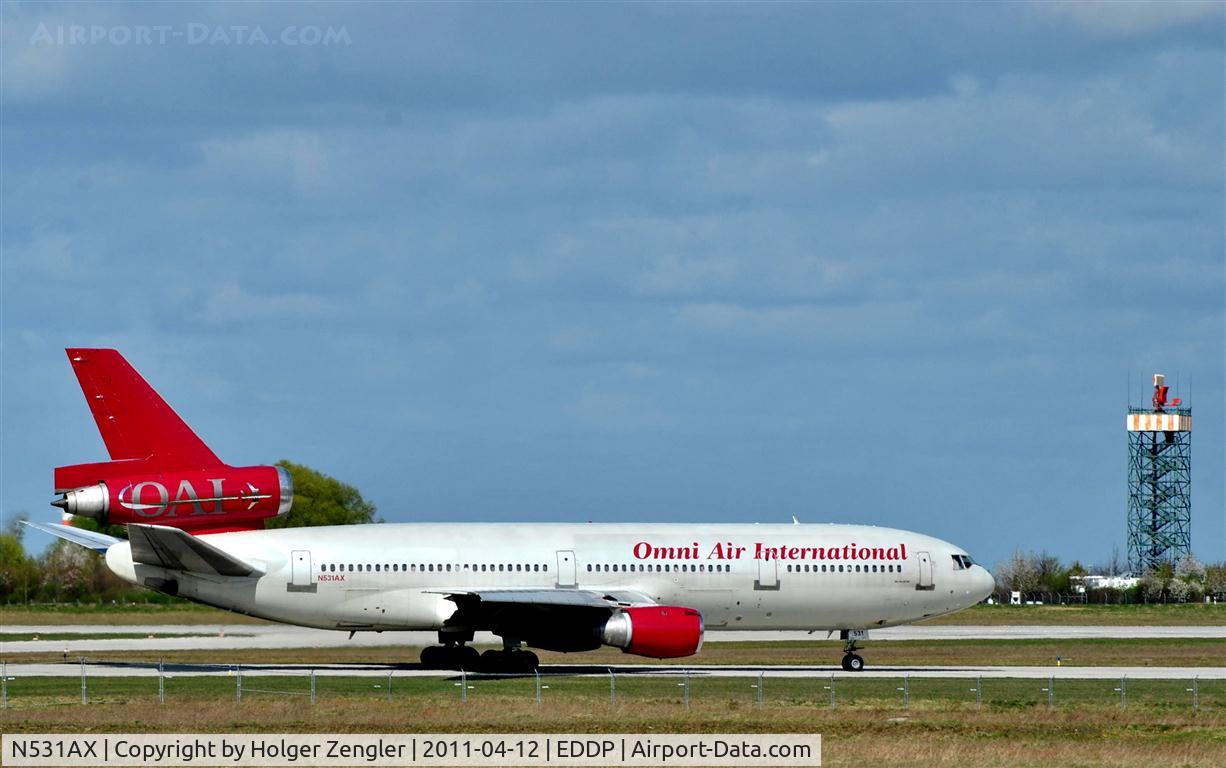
[2,659,1222,712]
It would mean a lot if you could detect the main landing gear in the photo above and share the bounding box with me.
[840,629,866,672]
[419,633,539,672]
[420,643,480,670]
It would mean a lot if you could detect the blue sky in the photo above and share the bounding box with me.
[2,2,1223,569]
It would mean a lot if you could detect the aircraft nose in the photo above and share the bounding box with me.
[972,565,996,601]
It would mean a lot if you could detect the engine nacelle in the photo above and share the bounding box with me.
[601,606,704,659]
[53,465,292,532]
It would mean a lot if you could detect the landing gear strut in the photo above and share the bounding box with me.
[840,630,866,672]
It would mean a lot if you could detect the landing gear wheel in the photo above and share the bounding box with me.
[420,645,443,668]
[841,653,864,672]
[512,650,539,672]
[479,649,539,673]
[457,645,481,669]
[422,645,480,670]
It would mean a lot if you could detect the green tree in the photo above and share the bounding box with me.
[265,461,379,529]
[0,515,41,604]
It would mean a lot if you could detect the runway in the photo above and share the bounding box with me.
[3,623,1224,655]
[4,659,1223,680]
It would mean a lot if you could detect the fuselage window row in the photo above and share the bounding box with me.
[319,562,550,575]
[584,563,732,573]
[781,563,900,573]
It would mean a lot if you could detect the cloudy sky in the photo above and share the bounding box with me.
[2,2,1223,569]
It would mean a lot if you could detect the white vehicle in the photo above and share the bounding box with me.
[33,349,995,672]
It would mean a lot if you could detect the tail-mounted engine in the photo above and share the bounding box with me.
[54,464,293,533]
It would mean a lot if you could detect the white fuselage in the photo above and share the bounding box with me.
[105,522,995,638]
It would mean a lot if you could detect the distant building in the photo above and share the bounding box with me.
[1070,574,1139,593]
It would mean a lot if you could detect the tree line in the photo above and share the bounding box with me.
[0,461,377,605]
[993,549,1226,604]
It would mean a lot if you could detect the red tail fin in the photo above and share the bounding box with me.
[55,348,292,532]
[64,349,221,470]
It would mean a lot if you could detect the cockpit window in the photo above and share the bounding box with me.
[951,554,974,570]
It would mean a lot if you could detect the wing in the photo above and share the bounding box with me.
[65,348,222,469]
[429,588,656,652]
[126,524,263,577]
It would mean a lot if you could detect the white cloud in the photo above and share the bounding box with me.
[1032,0,1222,38]
[196,131,330,197]
[199,284,340,326]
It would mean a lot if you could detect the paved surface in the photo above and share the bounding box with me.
[3,660,1223,680]
[2,624,1225,655]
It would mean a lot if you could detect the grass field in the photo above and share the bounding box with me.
[8,637,1225,668]
[4,601,1224,626]
[2,675,1224,767]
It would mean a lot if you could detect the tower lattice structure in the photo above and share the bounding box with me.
[1126,374,1191,573]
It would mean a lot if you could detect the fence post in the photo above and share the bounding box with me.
[756,672,764,709]
[2,659,7,709]
[608,668,616,705]
[535,669,542,706]
[236,665,242,702]
[79,657,87,705]
[681,669,690,711]
[460,668,468,703]
[971,676,981,708]
[824,674,835,709]
[387,670,393,702]
[1188,677,1199,710]
[1113,676,1126,708]
[1043,675,1053,708]
[158,659,165,705]
[897,675,909,710]
[310,669,316,705]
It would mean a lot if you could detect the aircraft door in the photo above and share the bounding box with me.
[916,551,934,590]
[556,550,577,587]
[290,550,313,589]
[755,556,779,590]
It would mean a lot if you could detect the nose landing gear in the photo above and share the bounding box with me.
[840,629,867,671]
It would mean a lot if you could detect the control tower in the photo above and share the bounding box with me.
[1127,373,1192,573]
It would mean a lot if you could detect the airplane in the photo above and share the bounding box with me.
[30,348,996,672]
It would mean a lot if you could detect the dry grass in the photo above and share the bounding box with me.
[922,603,1226,626]
[3,695,1223,767]
[0,605,268,626]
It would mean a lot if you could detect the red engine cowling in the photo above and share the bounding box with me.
[53,464,292,532]
[601,606,704,659]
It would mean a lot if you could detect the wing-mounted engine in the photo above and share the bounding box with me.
[601,605,704,659]
[52,348,293,534]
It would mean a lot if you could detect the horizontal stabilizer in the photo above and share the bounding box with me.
[21,521,120,553]
[127,524,263,577]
